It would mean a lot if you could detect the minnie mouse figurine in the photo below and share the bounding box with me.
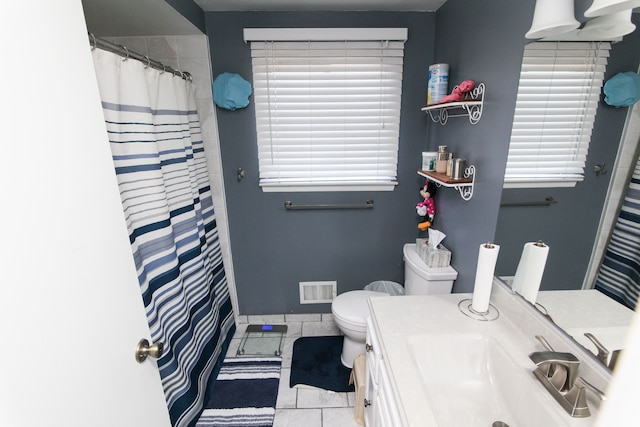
[416,179,437,231]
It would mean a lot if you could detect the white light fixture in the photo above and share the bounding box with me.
[584,0,640,18]
[579,9,636,39]
[526,0,580,39]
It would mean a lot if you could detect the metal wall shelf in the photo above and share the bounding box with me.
[421,83,485,125]
[418,166,476,201]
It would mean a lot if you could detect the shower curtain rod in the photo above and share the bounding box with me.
[88,33,191,81]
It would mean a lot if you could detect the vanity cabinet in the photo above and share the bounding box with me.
[365,282,611,426]
[364,317,402,427]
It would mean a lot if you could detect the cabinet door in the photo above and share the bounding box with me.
[364,365,380,427]
[365,317,381,427]
[366,317,382,384]
[378,362,403,426]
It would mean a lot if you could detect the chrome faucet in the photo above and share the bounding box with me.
[529,336,607,418]
[529,350,580,392]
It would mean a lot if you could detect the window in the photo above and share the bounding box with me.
[244,28,407,192]
[504,41,611,188]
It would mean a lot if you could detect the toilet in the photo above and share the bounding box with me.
[332,290,385,368]
[402,243,458,295]
[331,243,458,368]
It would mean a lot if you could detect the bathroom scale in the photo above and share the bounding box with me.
[237,324,288,356]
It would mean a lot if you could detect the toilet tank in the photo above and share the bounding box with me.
[403,243,457,295]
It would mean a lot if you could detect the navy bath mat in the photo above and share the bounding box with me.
[196,357,281,427]
[290,336,355,392]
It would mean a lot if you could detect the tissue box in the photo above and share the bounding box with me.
[416,238,451,268]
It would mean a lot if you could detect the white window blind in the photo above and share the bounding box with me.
[504,41,611,188]
[244,28,407,192]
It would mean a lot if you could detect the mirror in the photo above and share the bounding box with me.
[535,289,634,370]
[494,25,640,371]
[493,276,635,373]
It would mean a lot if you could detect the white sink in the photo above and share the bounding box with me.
[407,334,570,427]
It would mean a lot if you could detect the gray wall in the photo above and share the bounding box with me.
[426,0,537,294]
[205,2,640,315]
[206,12,436,314]
[495,16,640,291]
[165,0,206,33]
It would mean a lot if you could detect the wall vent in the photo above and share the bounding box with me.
[299,281,337,304]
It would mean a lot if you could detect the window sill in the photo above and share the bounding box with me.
[503,181,578,189]
[260,182,397,192]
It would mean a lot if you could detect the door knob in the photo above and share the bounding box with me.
[135,338,164,363]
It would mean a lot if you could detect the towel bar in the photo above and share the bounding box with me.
[501,197,557,207]
[284,200,374,210]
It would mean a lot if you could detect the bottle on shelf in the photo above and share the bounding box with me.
[435,145,450,174]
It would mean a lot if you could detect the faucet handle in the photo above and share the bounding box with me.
[575,376,607,401]
[564,380,590,417]
[584,333,610,366]
[562,376,607,418]
[535,335,554,351]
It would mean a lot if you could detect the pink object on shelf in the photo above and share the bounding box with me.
[436,80,475,104]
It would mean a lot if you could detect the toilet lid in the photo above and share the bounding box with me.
[332,290,384,323]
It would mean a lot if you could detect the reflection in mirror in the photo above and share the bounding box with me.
[535,290,635,371]
[500,276,636,372]
[494,20,640,373]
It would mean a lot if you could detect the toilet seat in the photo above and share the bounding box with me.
[332,290,384,328]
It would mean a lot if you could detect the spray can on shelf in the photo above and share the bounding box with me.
[427,63,449,105]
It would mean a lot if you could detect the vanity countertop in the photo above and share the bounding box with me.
[367,285,608,427]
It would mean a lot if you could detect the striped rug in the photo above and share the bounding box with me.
[196,357,282,427]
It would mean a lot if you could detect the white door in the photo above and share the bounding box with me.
[0,2,171,426]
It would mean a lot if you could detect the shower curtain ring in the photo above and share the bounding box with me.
[89,33,96,50]
[143,56,151,68]
[119,45,129,61]
[161,64,166,74]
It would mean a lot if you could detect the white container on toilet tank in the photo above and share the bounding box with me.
[403,243,457,294]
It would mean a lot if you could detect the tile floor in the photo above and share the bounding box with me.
[226,313,362,427]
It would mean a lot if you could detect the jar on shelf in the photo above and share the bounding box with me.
[451,158,467,180]
[421,151,437,171]
[435,146,450,174]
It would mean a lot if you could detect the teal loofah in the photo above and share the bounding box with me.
[212,72,252,110]
[604,71,640,108]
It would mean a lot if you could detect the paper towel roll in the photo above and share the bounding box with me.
[471,243,500,313]
[511,242,549,304]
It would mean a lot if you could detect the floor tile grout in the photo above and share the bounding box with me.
[227,315,362,427]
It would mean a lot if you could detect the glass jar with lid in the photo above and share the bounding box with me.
[435,145,450,174]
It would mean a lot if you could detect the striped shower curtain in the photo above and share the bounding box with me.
[91,48,235,427]
[595,155,640,310]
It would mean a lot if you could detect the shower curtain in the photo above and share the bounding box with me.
[91,48,235,427]
[595,155,640,310]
